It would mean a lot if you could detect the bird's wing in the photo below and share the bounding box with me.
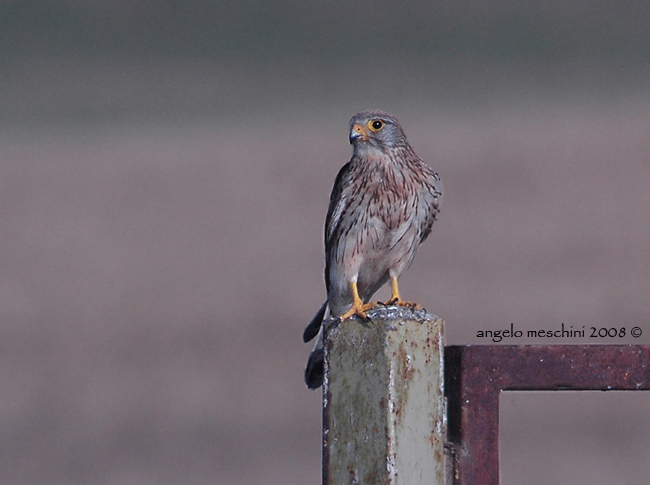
[419,166,442,243]
[324,160,355,290]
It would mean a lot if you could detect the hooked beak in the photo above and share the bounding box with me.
[349,123,368,144]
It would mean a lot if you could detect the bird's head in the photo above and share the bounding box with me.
[349,110,407,153]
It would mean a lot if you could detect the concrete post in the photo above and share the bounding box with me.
[323,306,446,484]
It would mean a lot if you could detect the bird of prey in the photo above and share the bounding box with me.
[303,110,442,389]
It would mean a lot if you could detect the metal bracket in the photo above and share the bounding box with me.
[444,345,650,484]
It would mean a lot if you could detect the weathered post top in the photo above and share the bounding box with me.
[323,306,446,485]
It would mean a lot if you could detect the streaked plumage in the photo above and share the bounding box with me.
[304,110,442,389]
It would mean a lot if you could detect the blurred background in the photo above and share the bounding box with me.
[2,1,650,483]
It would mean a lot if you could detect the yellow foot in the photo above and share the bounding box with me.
[383,297,422,311]
[383,276,422,310]
[338,280,379,321]
[339,300,380,321]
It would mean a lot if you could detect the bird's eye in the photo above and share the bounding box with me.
[369,120,384,131]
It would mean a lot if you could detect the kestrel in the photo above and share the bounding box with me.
[303,110,442,389]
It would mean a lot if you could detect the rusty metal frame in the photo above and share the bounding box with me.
[444,345,650,484]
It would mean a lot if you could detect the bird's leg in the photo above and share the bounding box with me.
[338,281,379,321]
[384,276,422,310]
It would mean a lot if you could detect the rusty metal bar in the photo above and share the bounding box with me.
[323,308,445,484]
[444,345,650,484]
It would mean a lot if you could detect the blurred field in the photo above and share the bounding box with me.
[3,2,650,483]
[2,94,650,484]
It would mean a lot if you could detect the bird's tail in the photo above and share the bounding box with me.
[304,302,328,389]
[303,301,326,343]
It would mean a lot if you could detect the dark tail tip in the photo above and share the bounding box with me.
[305,347,324,389]
[303,302,327,343]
